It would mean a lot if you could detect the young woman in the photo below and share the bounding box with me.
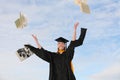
[25,22,87,80]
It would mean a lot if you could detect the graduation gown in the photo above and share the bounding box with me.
[25,28,87,80]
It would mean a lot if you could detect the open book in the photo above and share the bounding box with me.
[75,0,90,14]
[15,12,27,29]
[16,47,33,61]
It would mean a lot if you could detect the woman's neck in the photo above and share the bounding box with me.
[58,49,65,54]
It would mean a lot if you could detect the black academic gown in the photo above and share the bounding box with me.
[25,28,87,80]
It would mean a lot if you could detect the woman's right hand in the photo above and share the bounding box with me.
[32,34,42,49]
[32,34,38,42]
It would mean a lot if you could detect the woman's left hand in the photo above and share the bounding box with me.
[74,22,79,30]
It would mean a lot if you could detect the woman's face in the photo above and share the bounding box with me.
[57,42,65,50]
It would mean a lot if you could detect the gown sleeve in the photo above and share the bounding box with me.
[66,28,87,61]
[24,45,51,63]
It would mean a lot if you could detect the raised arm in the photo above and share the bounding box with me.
[70,22,87,48]
[32,34,42,49]
[72,28,87,47]
[66,22,87,61]
[72,22,79,41]
[24,35,52,62]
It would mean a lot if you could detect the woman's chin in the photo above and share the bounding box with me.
[59,48,64,50]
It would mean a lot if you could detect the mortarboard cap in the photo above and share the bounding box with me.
[55,37,69,43]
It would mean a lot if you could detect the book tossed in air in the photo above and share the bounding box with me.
[15,12,27,29]
[75,0,90,14]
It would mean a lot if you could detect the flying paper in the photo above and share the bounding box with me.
[75,0,90,14]
[15,12,27,29]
